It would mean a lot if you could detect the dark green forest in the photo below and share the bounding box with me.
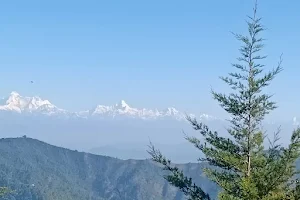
[0,137,218,200]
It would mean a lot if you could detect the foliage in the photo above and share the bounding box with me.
[0,187,9,197]
[148,1,300,200]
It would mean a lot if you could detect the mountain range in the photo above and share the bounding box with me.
[0,92,224,163]
[1,137,300,200]
[0,137,219,200]
[0,91,216,121]
[0,91,298,163]
[1,91,298,125]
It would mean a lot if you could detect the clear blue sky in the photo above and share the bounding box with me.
[0,0,299,119]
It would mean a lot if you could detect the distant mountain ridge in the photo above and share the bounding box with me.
[0,91,66,115]
[1,91,298,126]
[0,137,299,200]
[0,91,216,121]
[0,137,219,200]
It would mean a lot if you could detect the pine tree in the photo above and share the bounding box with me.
[148,1,300,200]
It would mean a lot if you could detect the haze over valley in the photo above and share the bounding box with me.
[0,91,297,163]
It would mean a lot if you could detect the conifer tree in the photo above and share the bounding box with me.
[148,1,300,199]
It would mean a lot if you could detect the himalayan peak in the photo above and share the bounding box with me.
[0,91,215,121]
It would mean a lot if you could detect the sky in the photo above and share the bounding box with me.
[0,0,299,119]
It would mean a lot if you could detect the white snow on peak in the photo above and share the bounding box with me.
[115,100,130,109]
[10,91,20,96]
[164,107,179,115]
[0,91,65,115]
[90,101,190,120]
[0,91,217,121]
[199,114,218,120]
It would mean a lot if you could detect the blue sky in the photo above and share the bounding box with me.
[0,0,299,119]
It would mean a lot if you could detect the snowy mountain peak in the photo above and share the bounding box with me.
[0,92,65,115]
[0,91,218,121]
[10,91,20,96]
[115,100,130,110]
[164,107,179,114]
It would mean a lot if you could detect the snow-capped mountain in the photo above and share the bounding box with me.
[88,100,187,120]
[0,91,67,115]
[0,91,215,121]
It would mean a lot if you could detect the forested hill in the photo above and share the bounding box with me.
[0,137,218,200]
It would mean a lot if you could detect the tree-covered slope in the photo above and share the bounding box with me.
[0,137,218,200]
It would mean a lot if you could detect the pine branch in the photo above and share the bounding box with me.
[147,142,211,200]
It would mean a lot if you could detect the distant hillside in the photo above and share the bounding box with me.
[0,137,218,200]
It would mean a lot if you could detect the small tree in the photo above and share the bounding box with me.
[148,1,300,200]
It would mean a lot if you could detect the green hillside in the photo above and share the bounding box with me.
[0,137,218,200]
